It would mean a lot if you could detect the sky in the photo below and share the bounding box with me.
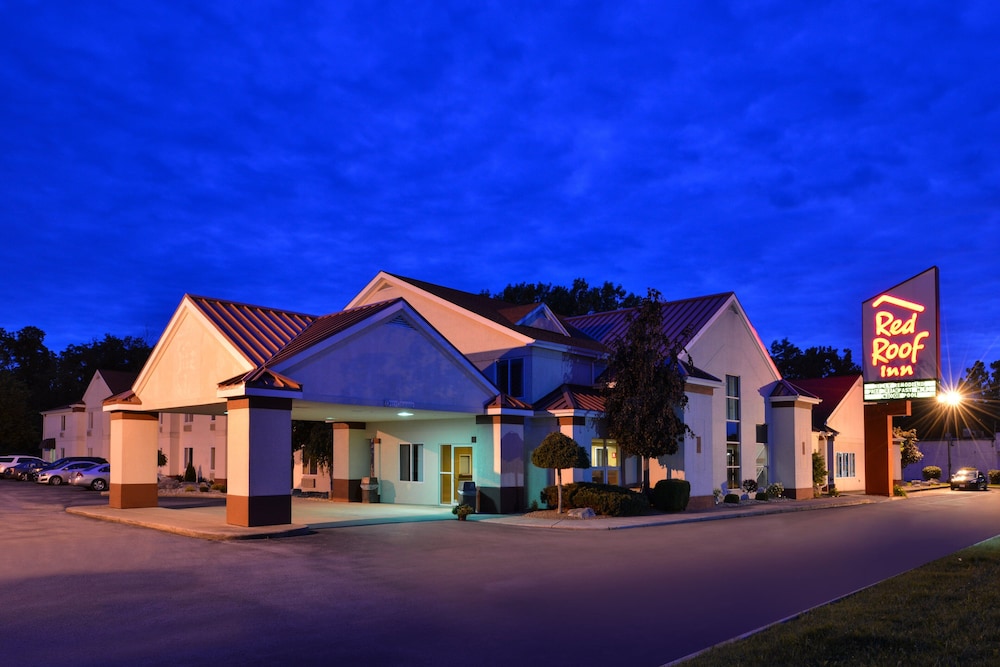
[2,1,998,383]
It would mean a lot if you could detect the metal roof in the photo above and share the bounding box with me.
[566,293,734,350]
[187,295,318,366]
[535,384,605,412]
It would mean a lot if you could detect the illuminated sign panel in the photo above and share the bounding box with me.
[862,267,940,401]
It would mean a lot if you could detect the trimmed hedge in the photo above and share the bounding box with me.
[653,479,691,512]
[922,465,942,481]
[723,493,740,504]
[540,482,650,516]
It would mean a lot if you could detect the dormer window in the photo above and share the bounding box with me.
[497,358,525,398]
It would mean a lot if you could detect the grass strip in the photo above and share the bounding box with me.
[682,536,1000,666]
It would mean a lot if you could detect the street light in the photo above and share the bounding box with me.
[938,390,963,480]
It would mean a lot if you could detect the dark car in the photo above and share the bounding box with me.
[25,456,107,482]
[950,467,989,491]
[4,460,42,480]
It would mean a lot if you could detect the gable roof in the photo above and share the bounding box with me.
[186,295,318,367]
[535,384,605,413]
[96,369,138,396]
[385,273,607,353]
[566,293,735,350]
[264,300,402,367]
[791,375,861,429]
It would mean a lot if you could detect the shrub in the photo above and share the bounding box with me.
[742,479,758,495]
[653,479,691,512]
[210,483,226,493]
[754,491,768,501]
[893,484,908,497]
[989,470,1000,485]
[766,482,784,499]
[184,463,197,483]
[540,482,649,516]
[922,465,942,481]
[724,493,740,504]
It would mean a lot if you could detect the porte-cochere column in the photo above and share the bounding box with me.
[109,410,159,509]
[225,396,293,527]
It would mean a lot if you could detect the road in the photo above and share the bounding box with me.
[2,481,998,666]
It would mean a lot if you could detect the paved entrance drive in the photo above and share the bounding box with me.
[4,482,998,666]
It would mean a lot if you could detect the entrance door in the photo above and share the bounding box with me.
[439,445,452,504]
[439,445,473,504]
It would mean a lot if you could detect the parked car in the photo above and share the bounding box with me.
[0,455,45,475]
[950,467,989,491]
[4,460,42,480]
[26,456,107,482]
[37,460,106,486]
[70,463,111,492]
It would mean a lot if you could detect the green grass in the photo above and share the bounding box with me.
[684,536,1000,666]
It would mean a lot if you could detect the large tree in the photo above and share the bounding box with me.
[603,289,693,494]
[483,278,641,316]
[961,360,1000,401]
[0,326,56,452]
[769,337,862,379]
[52,334,151,406]
[531,431,590,513]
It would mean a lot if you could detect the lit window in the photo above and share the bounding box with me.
[725,375,741,489]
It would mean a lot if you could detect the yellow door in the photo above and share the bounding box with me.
[453,446,473,501]
[439,445,452,504]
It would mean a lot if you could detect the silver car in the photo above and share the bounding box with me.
[70,463,111,492]
[37,461,102,486]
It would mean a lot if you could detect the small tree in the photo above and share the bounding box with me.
[531,432,590,513]
[603,289,693,494]
[157,449,167,468]
[895,426,923,468]
[812,451,827,497]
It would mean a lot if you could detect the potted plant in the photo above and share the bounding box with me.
[452,504,474,520]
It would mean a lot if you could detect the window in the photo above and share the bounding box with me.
[725,375,741,489]
[88,411,94,429]
[399,443,423,482]
[210,447,216,471]
[755,424,769,487]
[60,415,66,431]
[836,452,856,478]
[184,447,194,467]
[496,358,525,398]
[184,414,194,423]
[590,439,620,486]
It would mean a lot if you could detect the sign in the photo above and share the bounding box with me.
[862,267,940,401]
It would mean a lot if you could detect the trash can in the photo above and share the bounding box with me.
[457,481,477,510]
[360,476,380,503]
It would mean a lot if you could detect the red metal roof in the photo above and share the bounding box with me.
[187,295,318,366]
[265,300,401,366]
[535,384,606,412]
[566,293,734,350]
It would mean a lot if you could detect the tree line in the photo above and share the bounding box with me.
[0,327,151,454]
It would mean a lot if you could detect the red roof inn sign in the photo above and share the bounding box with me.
[862,267,940,401]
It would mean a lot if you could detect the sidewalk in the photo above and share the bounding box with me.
[65,490,905,541]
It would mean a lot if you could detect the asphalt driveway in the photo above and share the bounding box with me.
[2,481,998,666]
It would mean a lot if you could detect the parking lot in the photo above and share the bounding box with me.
[3,479,998,666]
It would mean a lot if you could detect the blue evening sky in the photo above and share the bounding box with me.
[1,1,998,382]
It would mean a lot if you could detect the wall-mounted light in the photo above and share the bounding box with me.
[397,411,414,417]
